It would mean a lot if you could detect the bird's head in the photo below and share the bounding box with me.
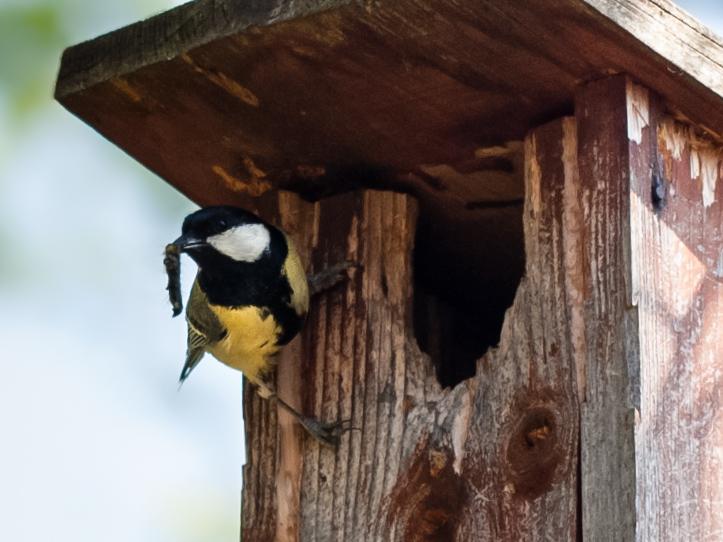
[173,206,273,268]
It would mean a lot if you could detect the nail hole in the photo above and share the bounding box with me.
[652,172,667,211]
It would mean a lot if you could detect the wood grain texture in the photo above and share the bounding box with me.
[54,0,723,222]
[625,81,722,542]
[239,78,722,541]
[575,76,639,541]
[56,0,723,103]
[575,75,722,541]
[584,0,723,94]
[239,117,585,539]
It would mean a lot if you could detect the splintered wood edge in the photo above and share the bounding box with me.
[56,0,723,102]
[55,0,350,98]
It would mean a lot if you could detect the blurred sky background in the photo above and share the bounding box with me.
[0,1,721,541]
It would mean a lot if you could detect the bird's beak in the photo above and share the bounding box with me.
[173,234,207,252]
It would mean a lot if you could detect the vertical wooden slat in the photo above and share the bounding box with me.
[626,82,722,542]
[451,117,581,540]
[575,76,638,542]
[241,384,278,541]
[275,193,320,542]
[576,75,722,541]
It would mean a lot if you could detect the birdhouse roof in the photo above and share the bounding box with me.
[56,0,723,206]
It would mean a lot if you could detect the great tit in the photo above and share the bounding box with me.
[169,206,348,445]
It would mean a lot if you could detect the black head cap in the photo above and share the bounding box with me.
[173,206,281,270]
[181,206,264,240]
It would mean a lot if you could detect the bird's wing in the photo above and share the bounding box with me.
[180,278,227,383]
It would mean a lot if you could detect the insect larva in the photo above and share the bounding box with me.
[164,243,183,317]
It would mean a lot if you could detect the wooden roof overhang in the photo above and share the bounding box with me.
[55,0,723,209]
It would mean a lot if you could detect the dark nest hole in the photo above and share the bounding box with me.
[283,152,525,389]
[412,194,525,388]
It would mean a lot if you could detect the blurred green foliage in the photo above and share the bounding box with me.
[0,0,195,292]
[0,5,66,118]
[0,0,175,121]
[0,0,194,206]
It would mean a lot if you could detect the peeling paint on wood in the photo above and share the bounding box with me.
[450,383,472,475]
[110,78,142,103]
[659,119,687,160]
[181,52,260,107]
[659,118,722,210]
[690,147,720,208]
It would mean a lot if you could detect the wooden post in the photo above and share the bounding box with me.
[576,76,722,540]
[575,77,639,541]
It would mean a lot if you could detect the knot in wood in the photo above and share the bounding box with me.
[505,406,561,500]
[385,441,467,542]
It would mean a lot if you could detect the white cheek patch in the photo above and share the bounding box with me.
[207,223,270,262]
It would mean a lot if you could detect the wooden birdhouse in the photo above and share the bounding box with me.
[56,1,722,540]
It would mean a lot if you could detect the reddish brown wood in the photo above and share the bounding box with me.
[575,76,638,540]
[627,82,722,541]
[239,115,584,539]
[55,0,723,219]
[239,78,722,541]
[575,75,722,541]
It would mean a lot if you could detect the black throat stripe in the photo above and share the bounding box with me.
[197,226,305,346]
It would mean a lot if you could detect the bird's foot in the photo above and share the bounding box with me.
[297,416,356,447]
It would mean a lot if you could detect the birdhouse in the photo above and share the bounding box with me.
[56,1,721,540]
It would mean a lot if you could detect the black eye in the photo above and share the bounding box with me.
[218,219,227,229]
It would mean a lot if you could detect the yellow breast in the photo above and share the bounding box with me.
[207,304,281,382]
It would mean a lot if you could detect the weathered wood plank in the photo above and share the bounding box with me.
[453,116,582,541]
[56,0,723,101]
[626,81,722,542]
[56,0,352,97]
[575,75,722,541]
[55,1,723,222]
[585,0,723,94]
[575,76,638,541]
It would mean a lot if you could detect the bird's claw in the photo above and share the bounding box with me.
[298,416,357,447]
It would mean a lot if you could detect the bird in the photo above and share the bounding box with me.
[169,205,349,446]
